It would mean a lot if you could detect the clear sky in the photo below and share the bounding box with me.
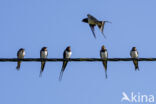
[0,0,156,104]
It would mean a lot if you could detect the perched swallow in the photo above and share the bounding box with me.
[82,14,111,38]
[59,46,72,81]
[40,47,48,76]
[130,47,139,70]
[16,48,25,70]
[100,45,108,78]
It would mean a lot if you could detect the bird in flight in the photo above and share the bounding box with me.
[100,45,108,78]
[130,47,139,70]
[82,14,111,39]
[16,48,25,70]
[59,46,72,81]
[40,47,48,76]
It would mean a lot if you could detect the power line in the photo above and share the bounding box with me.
[0,58,155,62]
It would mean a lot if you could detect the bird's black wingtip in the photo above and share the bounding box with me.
[134,65,139,71]
[16,66,20,70]
[137,67,140,71]
[105,70,108,79]
[59,71,64,82]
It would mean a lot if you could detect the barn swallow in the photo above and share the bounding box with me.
[130,47,139,70]
[40,47,48,76]
[59,46,72,81]
[82,14,111,38]
[16,48,25,70]
[100,45,108,78]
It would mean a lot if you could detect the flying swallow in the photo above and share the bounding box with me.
[100,45,108,78]
[130,47,139,70]
[40,47,48,76]
[59,46,72,81]
[16,48,25,70]
[82,14,111,38]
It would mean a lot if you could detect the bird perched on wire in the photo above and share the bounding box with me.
[40,47,48,76]
[16,48,25,70]
[100,45,108,78]
[130,47,139,71]
[82,14,111,39]
[59,46,72,81]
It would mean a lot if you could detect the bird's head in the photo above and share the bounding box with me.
[101,45,106,50]
[66,46,71,51]
[42,47,47,51]
[87,14,92,17]
[19,48,25,52]
[132,47,137,51]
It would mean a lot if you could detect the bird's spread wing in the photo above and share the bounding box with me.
[98,21,106,38]
[89,24,96,38]
[99,21,111,38]
[98,21,104,33]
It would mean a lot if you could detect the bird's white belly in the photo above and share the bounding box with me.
[41,51,48,58]
[101,52,108,59]
[131,51,138,58]
[66,51,72,58]
[19,51,25,58]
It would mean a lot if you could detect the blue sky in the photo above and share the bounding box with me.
[0,0,156,104]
